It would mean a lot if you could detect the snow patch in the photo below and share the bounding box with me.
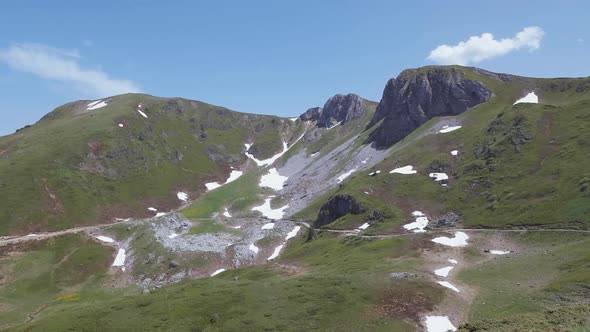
[490,250,510,255]
[358,223,370,230]
[232,225,242,229]
[432,232,469,247]
[155,212,167,217]
[429,173,449,181]
[87,100,108,110]
[437,281,460,293]
[448,258,458,265]
[205,182,222,191]
[289,117,298,122]
[425,316,457,332]
[337,168,357,183]
[434,266,454,277]
[96,236,115,243]
[249,244,259,253]
[205,170,244,191]
[368,170,381,176]
[168,233,178,239]
[244,133,304,167]
[439,125,462,134]
[390,165,417,175]
[177,192,188,201]
[118,123,124,128]
[223,208,232,218]
[450,150,459,156]
[267,244,284,260]
[403,211,429,233]
[112,249,126,267]
[326,121,342,130]
[252,196,294,220]
[261,222,275,230]
[514,92,538,105]
[361,158,369,164]
[259,168,288,190]
[211,268,226,277]
[137,109,148,118]
[148,207,158,212]
[285,226,301,240]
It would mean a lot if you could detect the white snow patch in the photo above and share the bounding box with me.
[326,121,342,130]
[403,210,429,233]
[285,226,301,240]
[450,150,459,156]
[514,92,538,105]
[261,222,275,230]
[168,233,178,239]
[439,125,462,134]
[289,117,298,122]
[115,218,131,222]
[425,316,457,332]
[337,168,357,183]
[148,207,157,212]
[26,233,38,237]
[155,212,167,217]
[437,281,460,293]
[137,109,148,118]
[211,269,226,277]
[432,232,469,247]
[434,266,454,277]
[249,244,259,253]
[490,250,510,255]
[251,197,288,220]
[87,100,108,110]
[177,192,188,201]
[390,165,417,175]
[205,170,244,191]
[232,225,242,229]
[448,258,458,265]
[223,208,232,218]
[112,249,126,267]
[118,123,124,128]
[361,158,369,164]
[267,244,284,260]
[96,236,115,243]
[429,173,449,181]
[310,152,319,157]
[363,191,370,195]
[244,133,305,167]
[368,170,381,176]
[205,182,222,191]
[358,223,370,230]
[259,168,288,190]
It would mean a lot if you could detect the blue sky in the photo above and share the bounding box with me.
[1,0,588,135]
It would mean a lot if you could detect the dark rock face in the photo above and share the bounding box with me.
[299,94,366,128]
[314,195,367,227]
[427,212,462,229]
[368,68,493,149]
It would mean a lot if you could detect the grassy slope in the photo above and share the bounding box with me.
[14,233,442,331]
[0,94,298,235]
[302,67,590,230]
[0,234,121,329]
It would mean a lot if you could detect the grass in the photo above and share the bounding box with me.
[457,232,590,330]
[15,233,443,331]
[0,94,298,235]
[0,234,119,329]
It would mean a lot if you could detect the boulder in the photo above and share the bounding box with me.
[314,195,367,227]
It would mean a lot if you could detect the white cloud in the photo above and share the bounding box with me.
[0,43,141,96]
[427,26,545,65]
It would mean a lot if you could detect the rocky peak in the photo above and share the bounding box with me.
[299,93,366,128]
[368,67,493,149]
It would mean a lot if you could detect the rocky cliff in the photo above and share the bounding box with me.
[300,93,366,128]
[367,67,493,149]
[314,195,367,227]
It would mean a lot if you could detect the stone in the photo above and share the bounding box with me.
[389,272,417,279]
[314,195,367,227]
[299,94,366,128]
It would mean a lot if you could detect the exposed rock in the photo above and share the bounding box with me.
[300,94,366,128]
[389,272,417,279]
[161,99,186,114]
[168,261,179,268]
[368,67,493,149]
[427,212,461,229]
[315,195,367,227]
[368,210,385,221]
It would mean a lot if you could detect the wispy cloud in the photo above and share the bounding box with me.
[0,43,141,97]
[577,38,584,45]
[427,26,545,65]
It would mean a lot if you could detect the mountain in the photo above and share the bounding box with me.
[1,66,590,332]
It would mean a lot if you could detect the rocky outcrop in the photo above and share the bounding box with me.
[368,67,493,149]
[314,195,367,227]
[300,94,366,128]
